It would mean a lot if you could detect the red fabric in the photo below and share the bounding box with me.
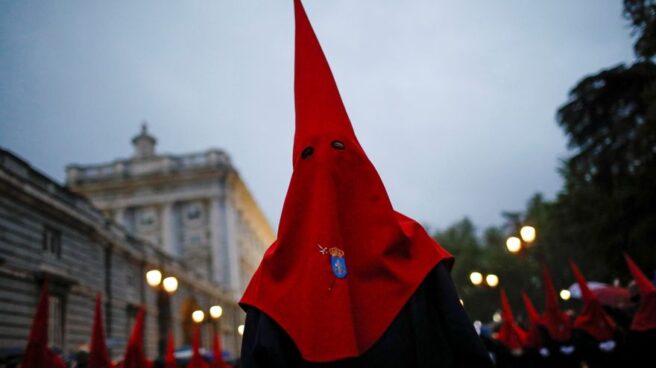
[496,289,527,350]
[239,0,452,362]
[521,292,543,349]
[211,330,225,368]
[569,260,616,341]
[89,294,112,368]
[624,254,656,331]
[165,331,176,368]
[541,265,572,342]
[21,280,50,368]
[187,324,209,368]
[20,281,65,368]
[49,351,67,368]
[591,286,631,309]
[121,306,151,368]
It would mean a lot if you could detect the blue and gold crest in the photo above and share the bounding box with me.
[329,247,348,279]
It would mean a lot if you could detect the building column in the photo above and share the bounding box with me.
[209,194,241,297]
[224,198,241,295]
[161,202,176,255]
[209,197,227,287]
[114,208,126,228]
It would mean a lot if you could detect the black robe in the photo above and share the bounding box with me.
[533,327,581,368]
[623,329,655,368]
[240,262,493,368]
[571,329,624,368]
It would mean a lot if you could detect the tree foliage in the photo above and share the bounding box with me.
[436,1,656,323]
[624,0,656,59]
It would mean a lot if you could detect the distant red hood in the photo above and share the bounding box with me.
[187,324,209,368]
[569,260,616,341]
[88,294,111,368]
[541,265,572,342]
[521,292,543,348]
[21,281,65,368]
[624,254,656,331]
[496,289,527,350]
[121,306,150,368]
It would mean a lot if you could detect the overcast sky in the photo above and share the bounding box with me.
[0,0,635,232]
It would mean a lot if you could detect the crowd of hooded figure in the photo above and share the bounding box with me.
[13,280,231,368]
[8,0,654,367]
[484,256,655,368]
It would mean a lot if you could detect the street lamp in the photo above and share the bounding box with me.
[506,237,522,253]
[520,226,536,244]
[237,324,245,336]
[560,289,571,301]
[192,310,205,324]
[162,276,178,293]
[146,269,178,357]
[486,274,499,288]
[506,225,538,254]
[470,272,483,286]
[146,269,163,287]
[209,305,223,320]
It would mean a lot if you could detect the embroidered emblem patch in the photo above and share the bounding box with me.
[329,247,348,279]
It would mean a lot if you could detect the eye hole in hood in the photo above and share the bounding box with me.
[301,146,314,159]
[331,140,345,150]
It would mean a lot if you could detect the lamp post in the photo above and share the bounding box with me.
[209,304,223,354]
[469,271,499,288]
[145,268,178,356]
[505,225,537,254]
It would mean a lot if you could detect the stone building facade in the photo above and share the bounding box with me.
[0,129,273,362]
[66,126,273,299]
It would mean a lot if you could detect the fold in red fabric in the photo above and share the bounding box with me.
[240,0,452,362]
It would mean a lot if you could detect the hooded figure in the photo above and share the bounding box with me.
[120,306,150,368]
[211,330,225,368]
[88,294,112,368]
[538,265,580,367]
[20,280,67,368]
[624,254,656,367]
[497,289,528,351]
[569,260,621,368]
[521,292,543,351]
[187,324,209,368]
[490,290,528,368]
[239,1,492,367]
[165,331,177,368]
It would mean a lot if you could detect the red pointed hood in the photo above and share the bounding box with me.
[211,330,224,368]
[496,289,527,351]
[541,265,572,342]
[21,281,50,368]
[569,260,616,341]
[122,306,149,368]
[240,0,452,362]
[88,294,111,368]
[165,330,176,368]
[624,254,656,331]
[187,324,208,368]
[521,292,543,349]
